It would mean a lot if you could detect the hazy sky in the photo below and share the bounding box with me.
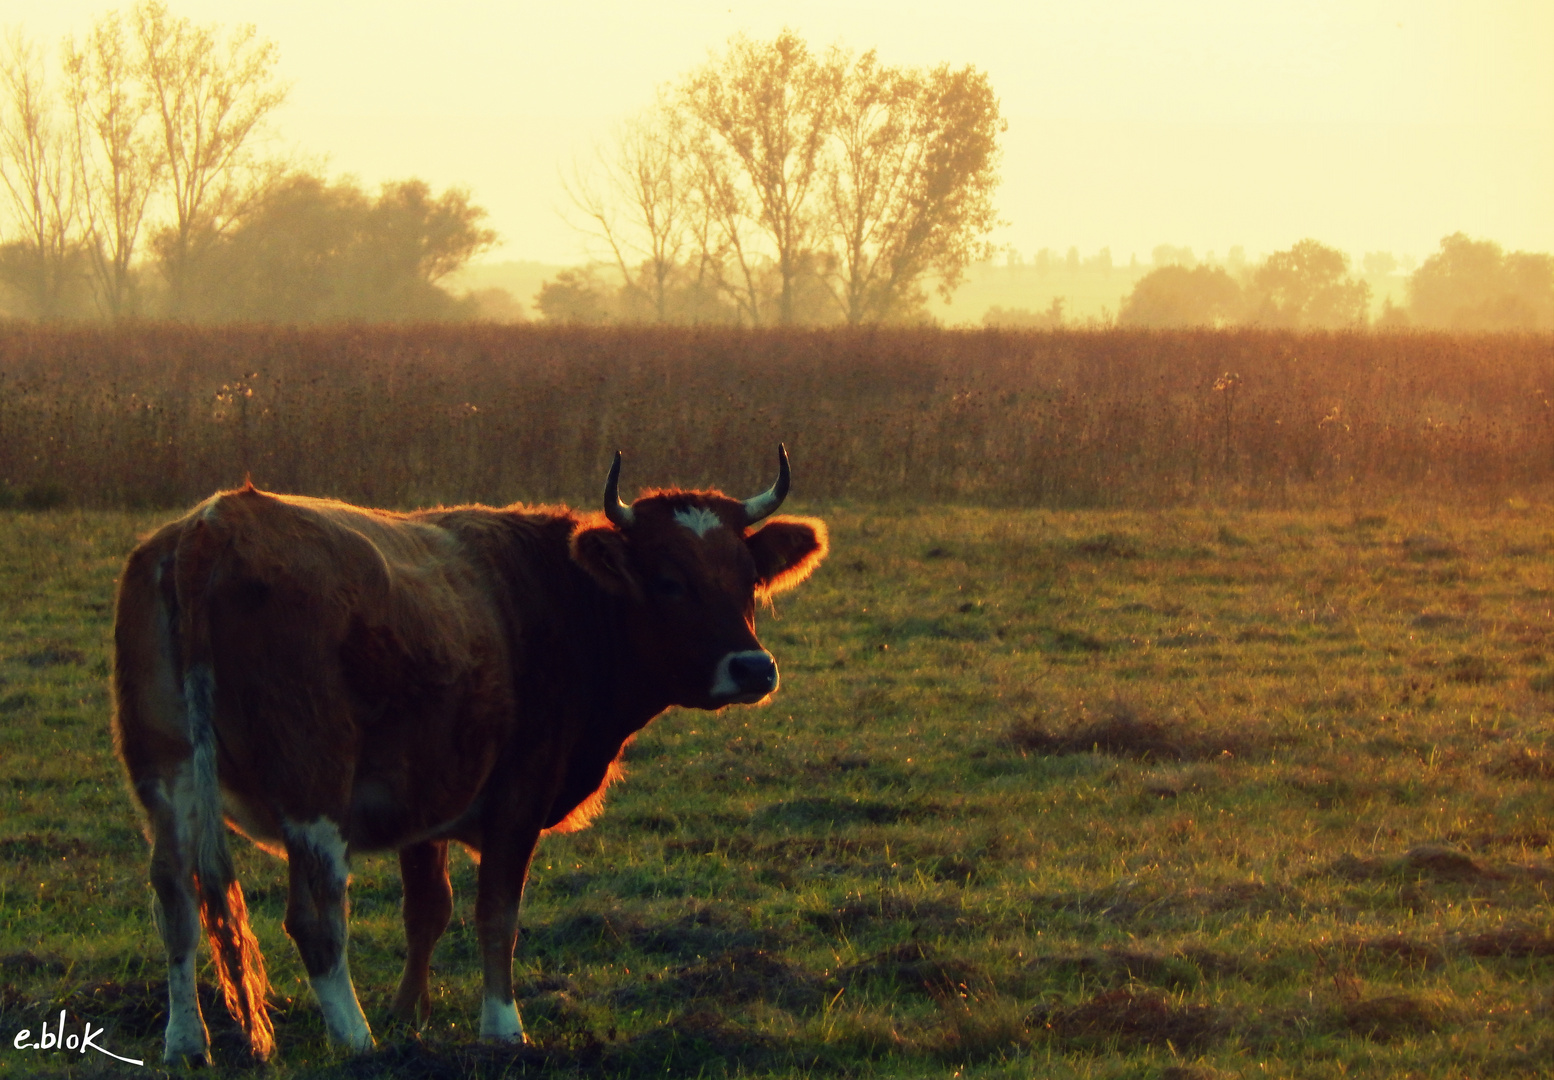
[21,0,1554,266]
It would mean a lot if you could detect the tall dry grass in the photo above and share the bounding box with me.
[0,323,1548,509]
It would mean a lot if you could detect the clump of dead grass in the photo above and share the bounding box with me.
[835,942,992,1002]
[1488,746,1554,780]
[1006,699,1249,762]
[1028,987,1227,1051]
[611,948,826,1012]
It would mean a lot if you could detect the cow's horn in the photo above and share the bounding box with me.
[742,444,790,525]
[604,451,635,527]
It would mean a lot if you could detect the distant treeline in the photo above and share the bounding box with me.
[0,3,497,323]
[1,324,1549,511]
[1093,235,1554,333]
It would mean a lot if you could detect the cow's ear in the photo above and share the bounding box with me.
[571,524,641,598]
[748,516,828,595]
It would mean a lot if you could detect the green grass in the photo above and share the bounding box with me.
[1,501,1552,1078]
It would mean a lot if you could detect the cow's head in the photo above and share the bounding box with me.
[570,445,827,710]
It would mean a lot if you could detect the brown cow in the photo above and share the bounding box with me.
[111,447,827,1064]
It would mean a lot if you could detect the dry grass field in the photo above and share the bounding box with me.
[0,326,1551,1078]
[0,325,1550,511]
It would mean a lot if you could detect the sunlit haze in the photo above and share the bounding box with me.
[20,0,1554,266]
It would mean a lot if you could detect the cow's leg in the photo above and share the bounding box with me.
[141,771,212,1066]
[474,824,542,1042]
[388,840,453,1027]
[282,818,374,1051]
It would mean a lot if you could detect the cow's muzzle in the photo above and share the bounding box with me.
[711,650,779,703]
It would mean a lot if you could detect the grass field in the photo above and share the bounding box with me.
[1,497,1551,1078]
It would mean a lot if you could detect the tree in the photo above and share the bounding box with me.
[1361,251,1398,277]
[821,53,1003,324]
[1118,264,1243,328]
[1407,233,1554,330]
[181,173,496,322]
[680,30,842,325]
[134,0,289,315]
[1152,244,1196,269]
[64,9,163,318]
[566,102,695,322]
[566,30,1006,326]
[0,31,86,318]
[1246,239,1369,328]
[534,265,617,324]
[364,179,496,290]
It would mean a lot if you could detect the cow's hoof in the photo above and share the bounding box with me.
[479,996,526,1043]
[164,1046,211,1069]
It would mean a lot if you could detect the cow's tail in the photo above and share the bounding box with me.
[177,512,275,1061]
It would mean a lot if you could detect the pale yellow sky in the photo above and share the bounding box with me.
[20,1,1554,266]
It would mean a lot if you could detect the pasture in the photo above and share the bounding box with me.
[1,498,1551,1078]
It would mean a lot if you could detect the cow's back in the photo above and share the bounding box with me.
[116,485,519,850]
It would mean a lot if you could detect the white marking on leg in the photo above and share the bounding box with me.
[154,771,210,1062]
[163,951,210,1063]
[285,818,372,1049]
[674,506,723,537]
[311,957,374,1050]
[286,818,351,890]
[481,994,526,1042]
[166,765,195,852]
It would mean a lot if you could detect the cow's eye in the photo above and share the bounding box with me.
[652,574,687,600]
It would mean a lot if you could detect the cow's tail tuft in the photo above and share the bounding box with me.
[180,517,275,1061]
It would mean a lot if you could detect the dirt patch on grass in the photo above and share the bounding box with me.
[1457,927,1554,959]
[267,1011,801,1080]
[19,646,89,667]
[1339,934,1445,970]
[1340,992,1446,1041]
[0,833,93,864]
[836,943,992,1002]
[1447,654,1502,684]
[1403,844,1507,881]
[0,950,69,975]
[532,903,773,962]
[1028,988,1227,1051]
[1488,747,1554,780]
[803,891,966,936]
[1073,533,1142,559]
[1027,947,1244,990]
[1325,845,1517,884]
[751,796,925,829]
[611,949,826,1012]
[1005,700,1248,762]
[1171,881,1308,917]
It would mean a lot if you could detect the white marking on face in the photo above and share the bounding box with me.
[710,650,779,702]
[311,957,374,1050]
[481,995,526,1043]
[674,506,723,537]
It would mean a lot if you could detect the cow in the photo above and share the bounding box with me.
[110,446,827,1065]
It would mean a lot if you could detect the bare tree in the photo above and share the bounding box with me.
[566,102,697,322]
[823,55,1003,323]
[682,120,764,323]
[64,9,163,318]
[679,30,842,325]
[0,30,85,318]
[133,0,288,314]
